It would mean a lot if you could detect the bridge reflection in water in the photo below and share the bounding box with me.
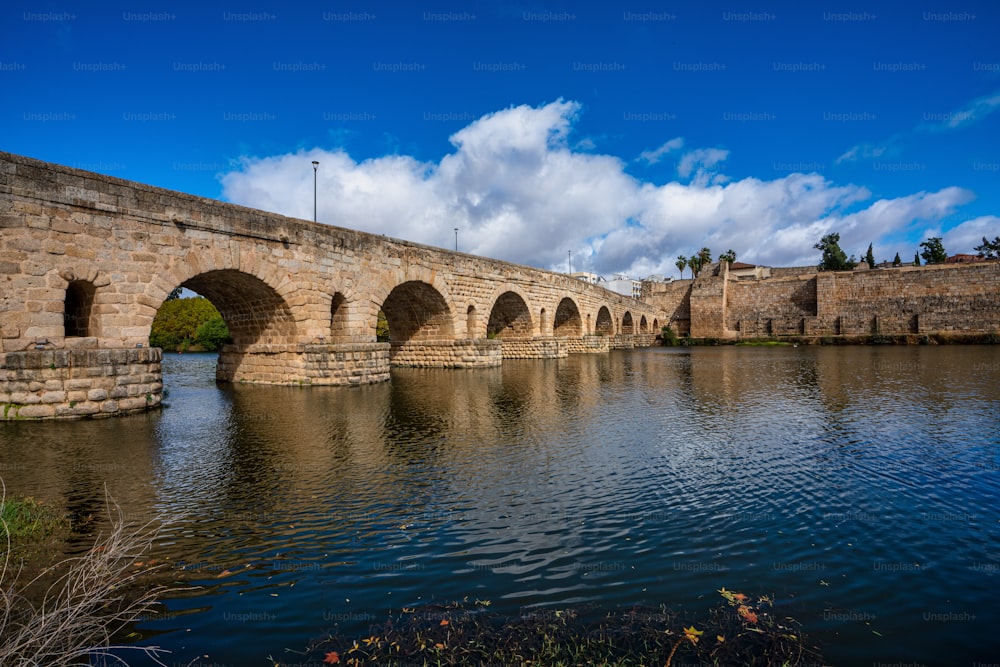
[1,346,998,666]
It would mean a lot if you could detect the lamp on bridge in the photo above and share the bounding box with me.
[312,160,319,222]
[454,227,458,252]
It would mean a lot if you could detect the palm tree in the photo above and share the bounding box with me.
[689,254,702,277]
[698,247,712,268]
[719,249,736,264]
[675,255,687,279]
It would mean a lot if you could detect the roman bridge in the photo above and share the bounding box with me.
[0,152,664,419]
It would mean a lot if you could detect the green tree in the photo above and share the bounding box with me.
[719,249,736,264]
[974,235,1000,259]
[675,255,687,279]
[865,243,876,268]
[166,287,183,301]
[150,297,228,351]
[892,252,902,267]
[814,233,855,271]
[913,252,921,267]
[194,315,231,351]
[376,310,390,342]
[919,237,947,265]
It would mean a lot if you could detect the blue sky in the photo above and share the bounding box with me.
[2,1,998,277]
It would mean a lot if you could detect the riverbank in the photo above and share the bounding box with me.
[661,330,1000,346]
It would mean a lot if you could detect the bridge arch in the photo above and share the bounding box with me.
[622,311,634,334]
[639,315,649,333]
[553,297,583,337]
[174,269,299,346]
[380,280,455,342]
[487,291,533,339]
[595,306,614,336]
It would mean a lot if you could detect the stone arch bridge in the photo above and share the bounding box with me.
[0,152,663,419]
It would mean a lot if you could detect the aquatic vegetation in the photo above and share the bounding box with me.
[282,589,822,666]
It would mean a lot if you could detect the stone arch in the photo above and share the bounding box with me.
[539,307,549,336]
[553,297,583,337]
[329,292,350,343]
[466,304,478,339]
[639,315,649,333]
[653,317,660,331]
[64,280,97,338]
[487,291,533,339]
[622,311,634,334]
[595,306,614,336]
[177,269,299,346]
[380,280,454,342]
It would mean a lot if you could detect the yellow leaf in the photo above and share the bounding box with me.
[683,626,704,645]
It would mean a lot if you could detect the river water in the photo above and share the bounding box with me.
[2,346,998,666]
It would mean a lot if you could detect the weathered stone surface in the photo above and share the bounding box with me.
[1,151,661,418]
[645,260,1000,339]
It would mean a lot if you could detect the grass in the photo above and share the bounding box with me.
[282,589,824,667]
[1,482,175,666]
[0,496,68,541]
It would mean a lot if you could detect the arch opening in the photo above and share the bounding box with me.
[553,297,583,337]
[380,281,454,343]
[466,305,478,339]
[487,292,533,339]
[595,306,614,336]
[64,280,97,338]
[639,315,649,333]
[622,312,635,334]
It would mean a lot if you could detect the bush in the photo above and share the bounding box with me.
[194,315,231,351]
[660,327,679,346]
[1,485,173,666]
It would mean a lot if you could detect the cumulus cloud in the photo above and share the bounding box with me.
[221,100,981,278]
[942,215,1000,253]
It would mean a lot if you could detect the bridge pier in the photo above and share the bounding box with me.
[0,348,162,419]
[388,339,502,368]
[218,342,393,386]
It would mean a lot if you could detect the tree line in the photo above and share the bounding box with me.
[672,232,999,278]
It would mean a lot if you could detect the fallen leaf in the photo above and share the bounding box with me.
[440,619,449,626]
[683,626,703,645]
[323,651,340,664]
[737,605,759,624]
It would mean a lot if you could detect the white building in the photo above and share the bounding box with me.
[605,274,643,299]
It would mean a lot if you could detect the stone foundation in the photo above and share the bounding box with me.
[565,334,611,354]
[500,337,567,359]
[389,339,502,368]
[0,347,161,420]
[218,342,393,385]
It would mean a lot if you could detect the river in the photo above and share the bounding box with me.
[1,345,998,666]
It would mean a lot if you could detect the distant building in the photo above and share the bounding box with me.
[946,253,987,264]
[727,262,772,280]
[570,272,602,284]
[605,274,643,299]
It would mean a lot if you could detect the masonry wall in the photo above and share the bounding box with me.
[647,261,1000,339]
[642,280,691,334]
[0,348,161,419]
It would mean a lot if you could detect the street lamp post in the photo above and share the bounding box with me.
[568,250,572,274]
[454,228,458,252]
[312,161,319,222]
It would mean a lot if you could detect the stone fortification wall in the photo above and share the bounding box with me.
[642,280,691,334]
[726,275,817,337]
[646,261,1000,339]
[816,263,1000,335]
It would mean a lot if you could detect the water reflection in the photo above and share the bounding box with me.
[0,347,998,666]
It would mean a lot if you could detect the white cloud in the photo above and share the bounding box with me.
[221,100,982,279]
[638,137,684,165]
[942,215,1000,254]
[926,91,1000,131]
